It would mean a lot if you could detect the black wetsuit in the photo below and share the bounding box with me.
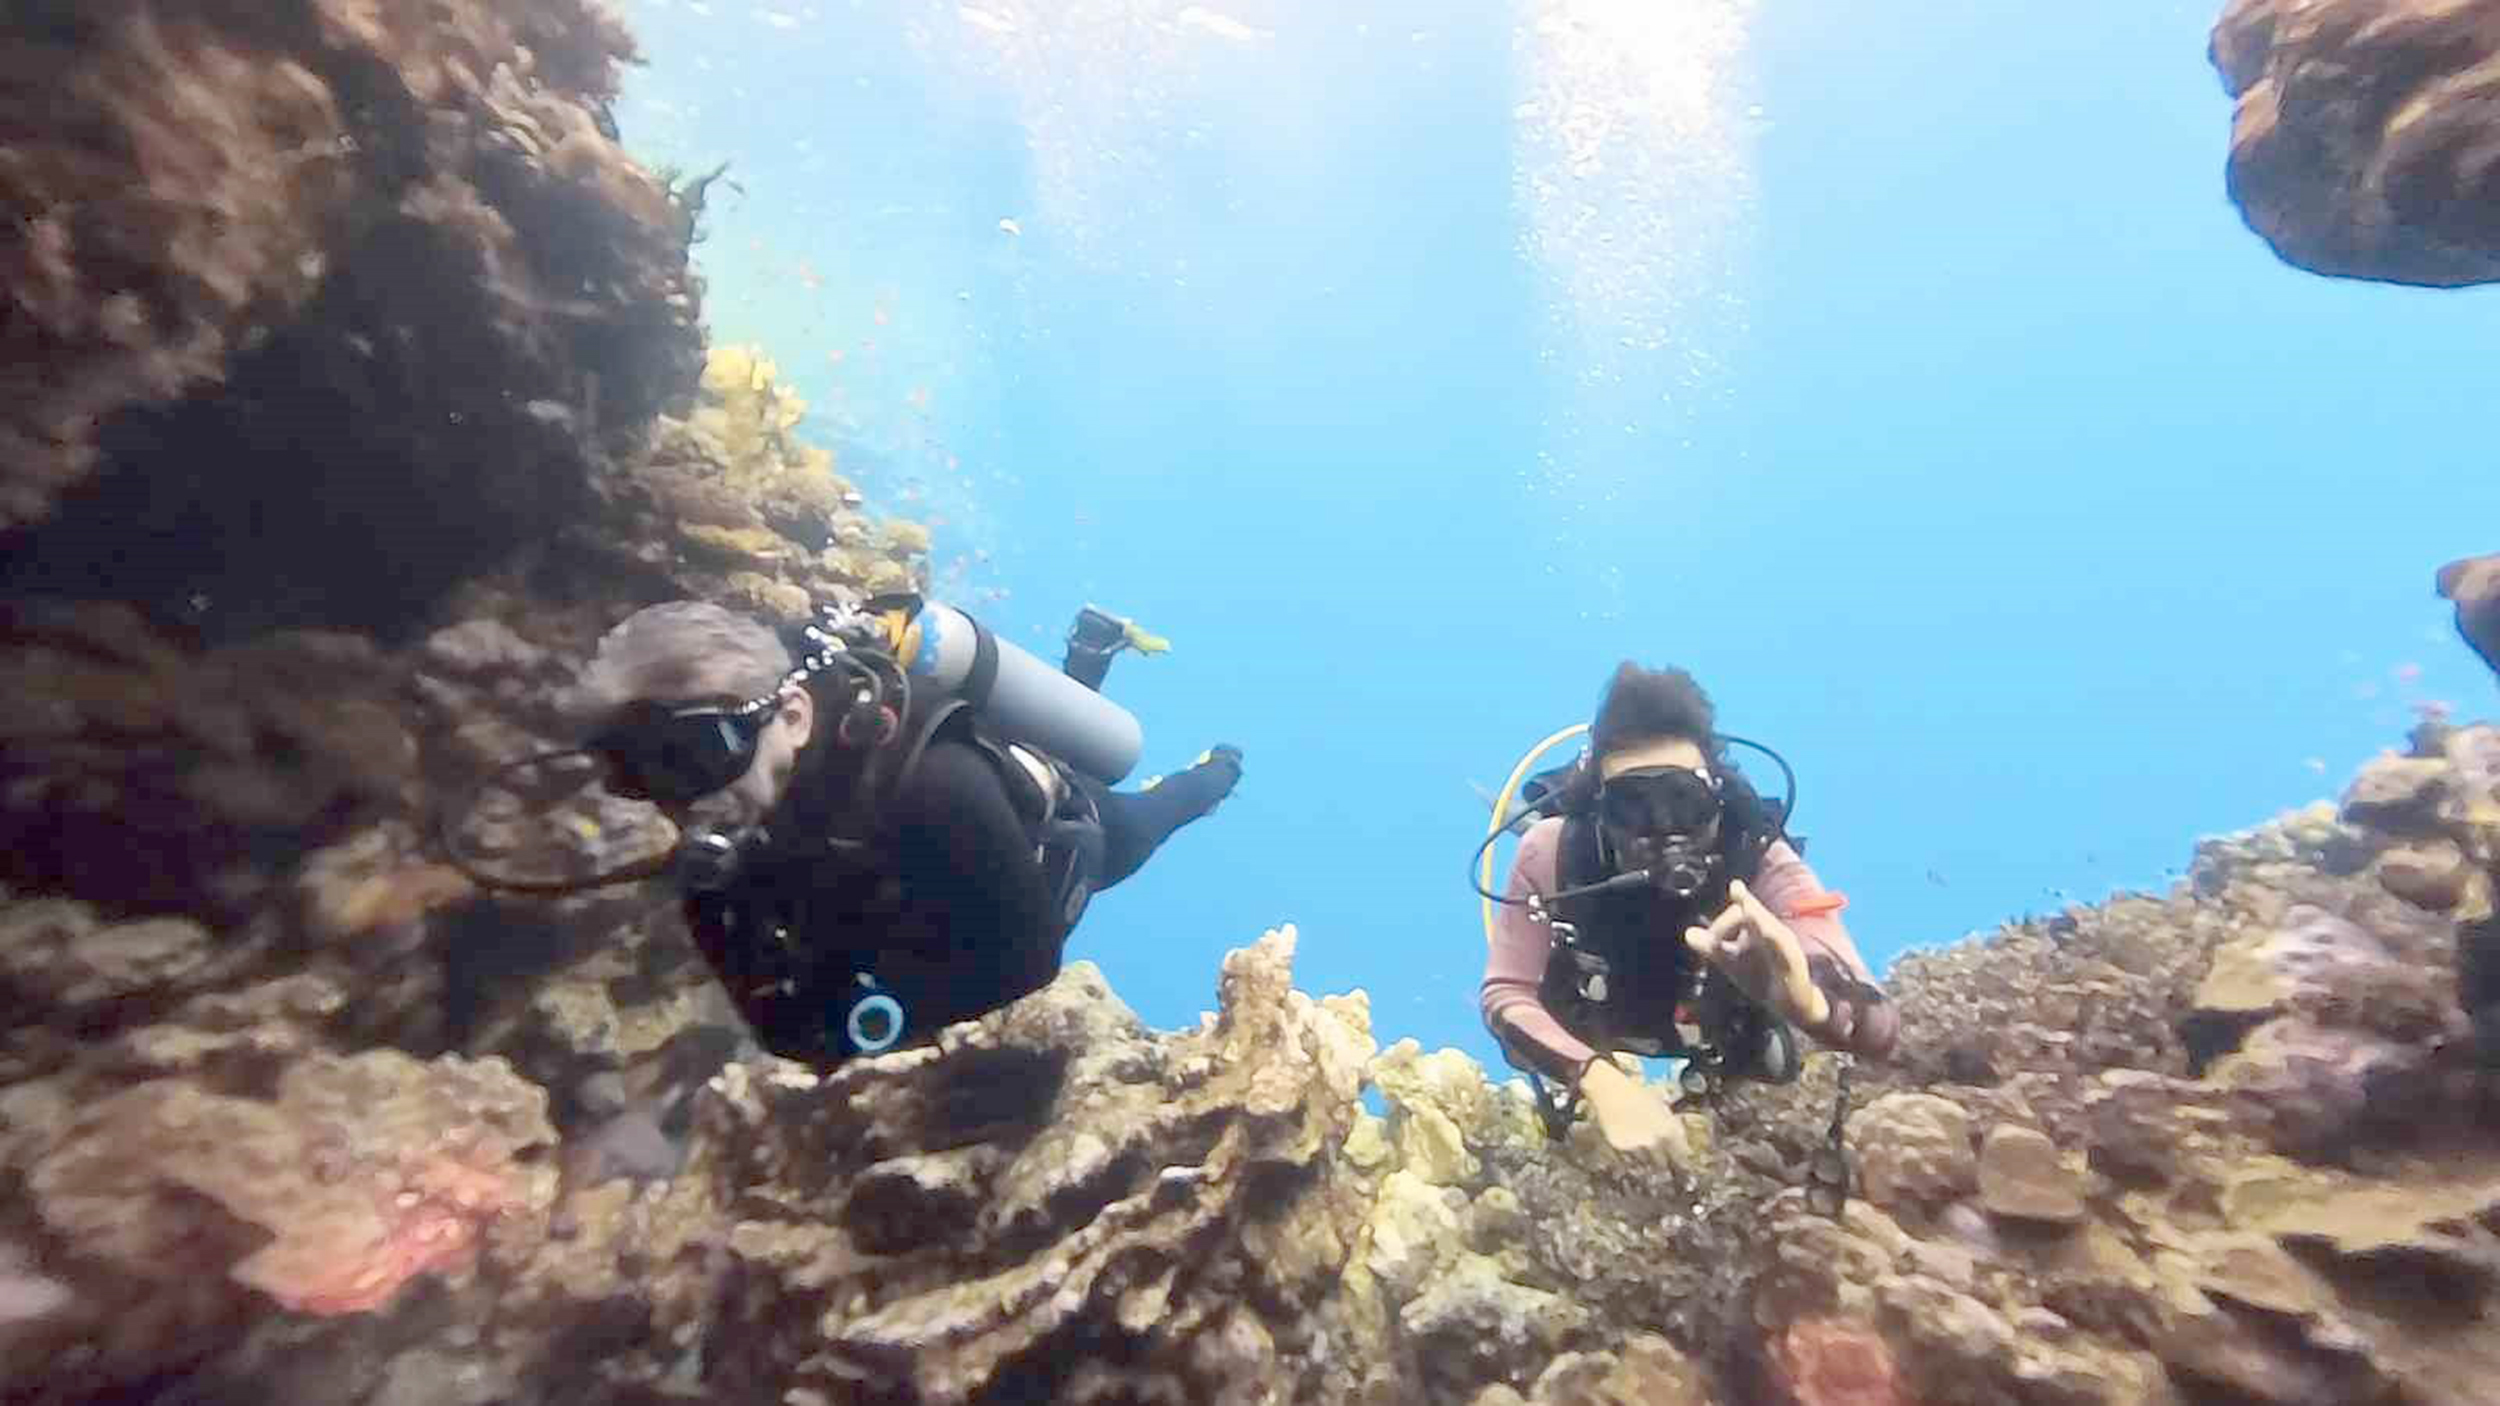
[870,737,1237,1021]
[682,719,1238,1068]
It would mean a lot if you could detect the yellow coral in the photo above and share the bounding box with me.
[700,344,771,399]
[698,343,824,494]
[826,546,886,583]
[881,519,932,556]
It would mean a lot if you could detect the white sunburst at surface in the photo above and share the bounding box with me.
[1510,0,1763,622]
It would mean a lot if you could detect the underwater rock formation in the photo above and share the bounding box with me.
[2438,553,2500,684]
[2210,0,2500,286]
[10,720,2500,1403]
[0,1,932,651]
[0,6,931,928]
[0,599,444,920]
[1,1042,555,1395]
[638,930,1381,1406]
[0,0,701,638]
[1749,732,2500,1406]
[576,343,935,627]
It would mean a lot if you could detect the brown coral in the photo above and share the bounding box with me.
[2437,553,2500,683]
[658,929,1377,1405]
[0,2,355,526]
[0,601,421,918]
[1744,725,2500,1406]
[0,0,703,641]
[2211,0,2500,286]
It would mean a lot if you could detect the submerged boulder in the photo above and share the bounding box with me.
[2211,0,2500,286]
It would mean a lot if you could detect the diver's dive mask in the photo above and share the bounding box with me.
[587,693,786,810]
[432,691,791,898]
[1596,765,1725,899]
[438,597,922,898]
[583,599,922,810]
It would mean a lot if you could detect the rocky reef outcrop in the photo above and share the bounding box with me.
[1752,725,2500,1406]
[1,0,930,653]
[11,713,2500,1403]
[0,0,934,916]
[1,0,699,628]
[0,5,936,1393]
[2210,0,2500,286]
[587,343,936,629]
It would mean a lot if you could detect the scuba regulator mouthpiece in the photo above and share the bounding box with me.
[1543,847,1715,905]
[1623,836,1718,900]
[1590,764,1725,901]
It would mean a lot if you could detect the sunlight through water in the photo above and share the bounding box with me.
[913,1,1280,265]
[1511,0,1760,620]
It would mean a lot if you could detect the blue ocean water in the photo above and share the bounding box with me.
[609,0,2500,1074]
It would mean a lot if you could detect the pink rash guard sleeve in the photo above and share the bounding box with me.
[1480,818,1600,1083]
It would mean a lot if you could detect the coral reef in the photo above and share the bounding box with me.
[588,344,934,626]
[14,1,2500,1403]
[2210,0,2500,286]
[1742,726,2500,1406]
[9,719,2500,1403]
[0,0,933,919]
[639,930,1380,1405]
[2,1044,554,1397]
[0,600,434,920]
[0,0,702,640]
[0,8,933,1362]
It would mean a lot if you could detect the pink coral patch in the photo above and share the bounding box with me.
[1775,1316,1904,1406]
[258,1156,519,1316]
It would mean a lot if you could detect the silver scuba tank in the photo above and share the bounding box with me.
[904,600,1144,784]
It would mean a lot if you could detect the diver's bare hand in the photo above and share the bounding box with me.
[1684,880,1832,1032]
[1577,1059,1691,1167]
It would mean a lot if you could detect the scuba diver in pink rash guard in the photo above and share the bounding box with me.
[1472,662,1896,1175]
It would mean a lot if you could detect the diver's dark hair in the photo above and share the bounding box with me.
[1590,661,1718,757]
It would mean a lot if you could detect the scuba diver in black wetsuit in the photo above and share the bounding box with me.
[444,595,1241,1069]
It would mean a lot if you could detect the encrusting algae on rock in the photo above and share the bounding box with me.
[692,345,841,503]
[618,342,932,618]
